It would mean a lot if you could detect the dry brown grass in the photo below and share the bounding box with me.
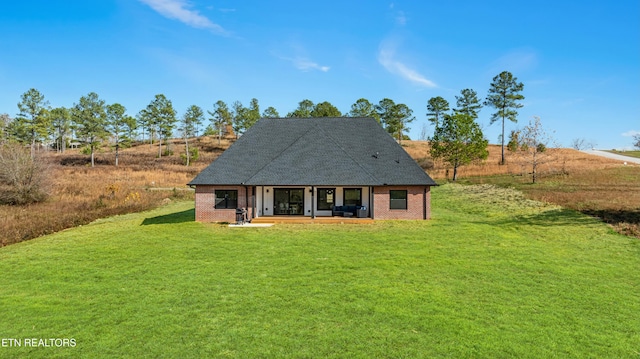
[0,136,230,246]
[521,166,640,238]
[403,141,640,238]
[403,142,623,180]
[2,138,638,246]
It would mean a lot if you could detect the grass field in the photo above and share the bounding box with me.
[606,150,640,159]
[0,137,224,246]
[2,139,638,246]
[459,166,640,238]
[1,184,638,358]
[403,142,640,238]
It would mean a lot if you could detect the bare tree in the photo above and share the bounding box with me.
[0,114,12,143]
[572,138,598,151]
[419,122,428,141]
[571,138,587,150]
[180,105,203,166]
[633,134,640,150]
[512,116,556,184]
[0,143,51,204]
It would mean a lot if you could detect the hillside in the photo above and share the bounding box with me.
[402,141,640,237]
[402,141,632,179]
[1,137,638,246]
[0,137,225,246]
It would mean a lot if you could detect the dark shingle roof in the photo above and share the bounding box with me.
[189,117,437,186]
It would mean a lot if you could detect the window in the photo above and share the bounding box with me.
[215,190,237,209]
[274,188,304,215]
[389,190,407,209]
[344,188,362,206]
[317,188,335,210]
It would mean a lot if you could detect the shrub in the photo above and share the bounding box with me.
[180,147,199,166]
[189,147,199,162]
[537,143,547,153]
[0,143,51,205]
[162,148,174,157]
[416,157,434,170]
[81,145,92,155]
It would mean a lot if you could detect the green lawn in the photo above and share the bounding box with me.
[605,150,640,159]
[0,184,638,358]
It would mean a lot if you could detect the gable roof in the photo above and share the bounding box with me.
[189,117,437,186]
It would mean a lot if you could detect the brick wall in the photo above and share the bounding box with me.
[195,185,431,222]
[195,185,254,222]
[372,185,431,220]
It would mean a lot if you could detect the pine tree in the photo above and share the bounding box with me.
[485,71,525,165]
[16,88,51,158]
[72,92,108,167]
[429,113,488,181]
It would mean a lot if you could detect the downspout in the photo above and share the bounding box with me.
[423,186,427,220]
[311,186,315,218]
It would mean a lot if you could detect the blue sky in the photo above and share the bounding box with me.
[1,0,638,149]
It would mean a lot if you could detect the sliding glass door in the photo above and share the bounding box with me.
[274,188,304,215]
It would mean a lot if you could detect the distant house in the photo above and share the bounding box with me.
[188,117,437,222]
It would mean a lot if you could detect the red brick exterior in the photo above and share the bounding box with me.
[372,186,431,220]
[194,185,431,222]
[195,185,255,222]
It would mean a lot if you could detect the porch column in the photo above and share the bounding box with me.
[311,186,315,218]
[252,186,256,219]
[244,186,249,210]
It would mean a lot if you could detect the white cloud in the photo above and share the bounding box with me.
[292,57,330,72]
[378,44,436,88]
[277,55,330,72]
[622,130,640,137]
[272,43,330,73]
[139,0,227,35]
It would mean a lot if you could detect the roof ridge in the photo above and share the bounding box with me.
[243,121,314,184]
[312,119,381,184]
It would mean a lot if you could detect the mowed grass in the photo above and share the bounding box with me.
[0,184,638,358]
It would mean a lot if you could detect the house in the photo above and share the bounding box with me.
[188,117,437,222]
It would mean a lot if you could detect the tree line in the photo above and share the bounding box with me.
[0,91,420,166]
[0,71,528,172]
